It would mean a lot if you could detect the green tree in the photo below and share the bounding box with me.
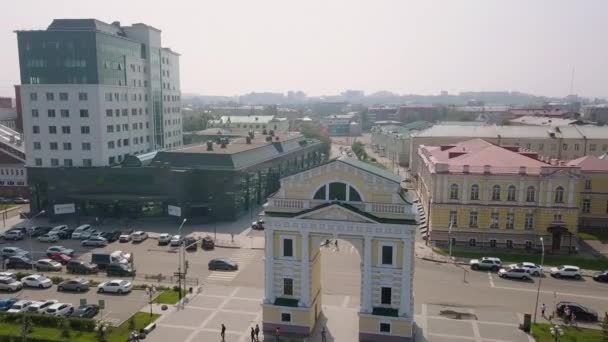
[351,141,368,161]
[300,122,331,156]
[60,319,71,341]
[128,317,136,331]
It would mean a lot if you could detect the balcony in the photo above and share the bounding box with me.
[267,198,413,216]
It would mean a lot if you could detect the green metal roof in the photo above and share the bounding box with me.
[338,158,402,183]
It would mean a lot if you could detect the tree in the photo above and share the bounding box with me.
[60,319,71,341]
[299,122,330,156]
[128,317,136,331]
[351,141,368,161]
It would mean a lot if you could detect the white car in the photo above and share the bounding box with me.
[131,231,148,242]
[98,279,132,294]
[550,265,582,279]
[0,276,22,292]
[170,235,183,246]
[0,272,16,280]
[79,229,97,240]
[158,233,172,245]
[21,274,53,288]
[111,250,132,263]
[44,303,74,316]
[7,300,32,313]
[37,232,60,243]
[25,300,58,314]
[498,266,532,280]
[512,262,543,276]
[119,234,132,242]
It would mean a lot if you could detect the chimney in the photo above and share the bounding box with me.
[483,165,491,174]
[463,165,470,173]
[519,166,526,174]
[246,136,252,144]
[206,141,213,151]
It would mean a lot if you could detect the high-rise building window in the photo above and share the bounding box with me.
[107,125,114,133]
[81,126,90,134]
[48,126,57,134]
[30,93,38,101]
[109,157,115,165]
[108,141,115,149]
[83,159,92,167]
[62,142,72,151]
[34,158,42,166]
[33,142,41,150]
[47,109,56,118]
[61,126,71,134]
[63,159,73,167]
[78,92,88,101]
[46,92,54,101]
[59,92,68,101]
[50,158,59,166]
[49,142,58,150]
[32,126,40,134]
[60,109,69,118]
[106,109,112,117]
[79,109,89,118]
[82,142,91,151]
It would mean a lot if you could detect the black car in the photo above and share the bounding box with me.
[208,258,238,271]
[556,302,598,322]
[100,230,121,243]
[184,237,198,251]
[30,226,53,237]
[6,256,35,269]
[66,260,98,274]
[593,270,608,283]
[8,227,28,235]
[106,263,136,277]
[70,304,99,318]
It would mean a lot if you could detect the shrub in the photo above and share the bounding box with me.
[49,276,64,284]
[172,285,180,292]
[0,312,95,332]
[69,317,96,332]
[14,272,32,279]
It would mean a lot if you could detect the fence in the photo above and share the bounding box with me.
[139,273,199,286]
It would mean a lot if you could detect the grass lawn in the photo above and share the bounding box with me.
[0,322,96,341]
[107,312,160,342]
[578,232,600,241]
[532,323,605,342]
[0,204,15,211]
[153,289,185,304]
[436,248,608,271]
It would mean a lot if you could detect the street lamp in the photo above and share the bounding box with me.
[25,210,46,271]
[549,324,563,341]
[146,286,157,319]
[176,218,187,303]
[533,237,545,323]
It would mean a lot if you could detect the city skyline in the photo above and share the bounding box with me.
[2,0,608,99]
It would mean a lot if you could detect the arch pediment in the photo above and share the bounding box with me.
[295,204,376,223]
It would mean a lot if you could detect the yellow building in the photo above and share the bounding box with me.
[262,157,418,341]
[566,156,608,230]
[414,139,580,252]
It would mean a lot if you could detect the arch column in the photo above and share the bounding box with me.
[362,235,373,313]
[300,231,310,307]
[264,227,275,304]
[399,236,413,317]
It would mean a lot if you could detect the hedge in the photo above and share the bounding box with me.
[0,313,95,332]
[0,336,55,342]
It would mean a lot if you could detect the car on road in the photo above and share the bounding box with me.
[158,233,172,246]
[37,232,60,243]
[71,224,93,240]
[498,266,532,280]
[12,197,30,204]
[208,258,238,271]
[184,237,198,251]
[7,300,32,313]
[29,226,52,237]
[550,265,582,279]
[131,231,148,243]
[106,263,135,277]
[469,257,502,271]
[592,270,608,283]
[170,235,183,246]
[70,304,99,318]
[4,230,24,241]
[556,302,598,322]
[100,230,121,243]
[97,279,132,294]
[48,252,71,265]
[44,303,74,316]
[1,247,29,259]
[26,300,57,314]
[6,255,35,269]
[0,298,17,311]
[0,277,22,292]
[119,233,132,243]
[35,259,62,272]
[57,278,90,292]
[81,236,108,247]
[202,236,215,250]
[66,260,98,274]
[21,274,53,288]
[46,246,74,257]
[512,262,543,276]
[251,219,265,230]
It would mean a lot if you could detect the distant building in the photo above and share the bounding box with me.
[509,116,585,127]
[320,112,360,136]
[566,156,608,231]
[0,98,12,108]
[0,98,18,130]
[367,106,398,123]
[370,121,433,166]
[207,115,289,134]
[582,105,608,125]
[509,108,573,118]
[396,105,441,123]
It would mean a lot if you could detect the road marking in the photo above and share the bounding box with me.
[428,333,475,340]
[205,250,258,283]
[488,272,495,288]
[419,304,428,339]
[184,287,240,342]
[470,309,482,342]
[492,285,608,301]
[341,296,350,308]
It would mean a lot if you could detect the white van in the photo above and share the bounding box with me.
[71,224,92,239]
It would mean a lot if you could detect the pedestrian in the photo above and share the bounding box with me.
[564,306,571,324]
[335,240,338,248]
[255,324,260,341]
[571,312,577,327]
[275,327,281,341]
[251,327,255,342]
[321,326,327,342]
[541,303,546,318]
[221,324,226,341]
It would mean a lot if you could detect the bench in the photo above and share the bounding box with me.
[142,322,156,334]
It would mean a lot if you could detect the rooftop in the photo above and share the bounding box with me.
[173,132,303,155]
[509,116,581,127]
[210,115,281,124]
[413,124,608,140]
[566,155,608,172]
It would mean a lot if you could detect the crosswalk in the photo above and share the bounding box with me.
[205,249,258,283]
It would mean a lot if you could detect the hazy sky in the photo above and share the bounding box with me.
[2,0,608,98]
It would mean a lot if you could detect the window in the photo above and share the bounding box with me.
[590,144,597,151]
[31,109,39,117]
[33,142,41,150]
[469,238,476,247]
[525,214,534,230]
[81,126,90,134]
[63,159,72,167]
[554,186,564,203]
[47,109,56,118]
[61,126,71,134]
[48,126,56,134]
[562,144,568,151]
[132,123,137,130]
[283,278,293,296]
[506,240,513,249]
[584,179,591,190]
[349,186,362,202]
[109,157,115,165]
[553,214,562,222]
[62,142,72,150]
[381,245,394,265]
[506,213,514,229]
[123,139,129,146]
[489,239,497,248]
[507,185,516,201]
[32,125,40,134]
[525,241,533,250]
[30,93,37,101]
[582,199,591,213]
[108,141,115,149]
[51,158,59,166]
[539,143,544,150]
[380,287,392,305]
[574,144,580,151]
[132,108,138,116]
[123,124,129,131]
[34,158,42,166]
[491,185,501,201]
[78,92,88,101]
[470,185,479,200]
[59,92,68,101]
[60,109,69,118]
[282,238,293,257]
[449,184,459,200]
[115,109,120,117]
[449,210,458,227]
[106,109,113,117]
[490,213,499,229]
[328,182,347,201]
[107,125,114,133]
[526,186,535,202]
[379,323,391,333]
[82,142,91,151]
[281,313,291,322]
[469,211,478,228]
[46,92,54,101]
[83,159,92,167]
[80,109,89,118]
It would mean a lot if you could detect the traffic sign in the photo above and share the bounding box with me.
[98,299,105,309]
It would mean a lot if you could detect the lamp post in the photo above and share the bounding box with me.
[146,286,157,319]
[549,324,563,341]
[176,218,187,303]
[25,210,46,271]
[533,237,545,323]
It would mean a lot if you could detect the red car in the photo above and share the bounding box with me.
[49,252,72,265]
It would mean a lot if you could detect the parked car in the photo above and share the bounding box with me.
[70,304,99,318]
[184,237,198,251]
[66,260,98,274]
[81,236,108,247]
[35,259,62,272]
[202,236,215,250]
[44,303,74,316]
[21,274,53,288]
[46,246,74,257]
[7,227,28,235]
[71,224,93,239]
[498,266,532,280]
[170,235,183,247]
[1,247,29,259]
[26,300,58,314]
[48,252,71,265]
[251,219,265,230]
[37,233,60,243]
[158,233,172,246]
[6,255,35,269]
[512,262,543,276]
[100,230,121,243]
[592,270,608,283]
[7,300,32,313]
[0,298,17,311]
[12,197,30,204]
[111,250,132,262]
[550,265,582,279]
[57,278,90,292]
[469,257,502,271]
[97,279,132,294]
[0,272,16,280]
[106,263,135,277]
[4,230,24,241]
[131,231,148,243]
[119,233,132,243]
[0,277,22,292]
[80,229,97,240]
[29,226,52,237]
[556,302,598,322]
[49,225,73,239]
[208,258,238,271]
[91,251,128,270]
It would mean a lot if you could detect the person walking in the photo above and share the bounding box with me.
[275,327,281,341]
[571,312,577,327]
[221,324,226,341]
[563,306,571,324]
[251,327,256,342]
[254,324,260,341]
[321,326,327,342]
[541,303,546,318]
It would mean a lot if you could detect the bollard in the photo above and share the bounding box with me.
[189,287,193,294]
